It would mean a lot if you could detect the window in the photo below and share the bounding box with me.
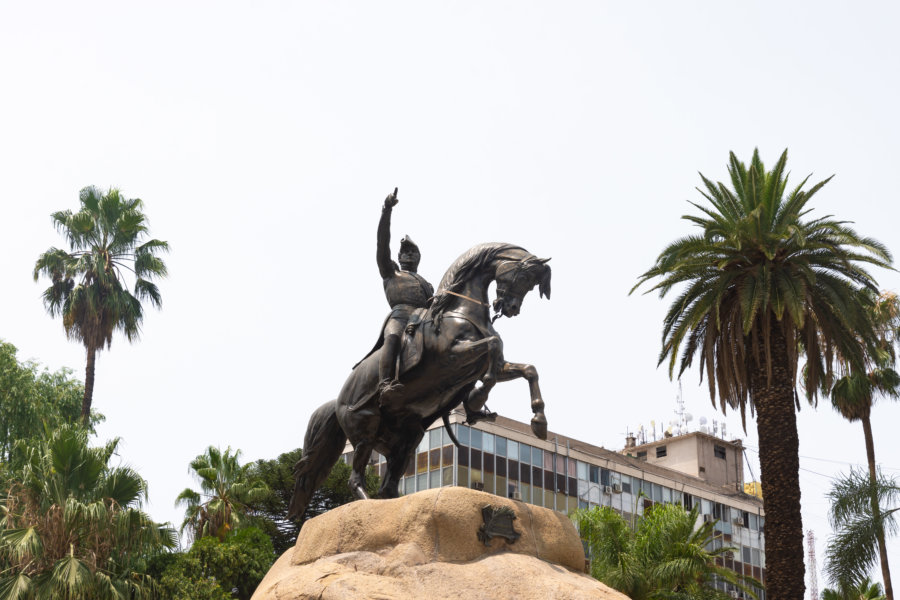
[577,461,588,481]
[589,465,600,484]
[518,444,530,465]
[636,451,647,460]
[714,444,727,459]
[429,428,442,448]
[495,436,507,457]
[456,424,470,446]
[656,446,667,458]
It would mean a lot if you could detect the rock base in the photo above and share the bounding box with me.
[251,486,627,600]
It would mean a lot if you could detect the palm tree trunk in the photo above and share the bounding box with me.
[82,346,96,423]
[752,322,805,600]
[861,415,893,600]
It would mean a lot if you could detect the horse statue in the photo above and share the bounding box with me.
[288,242,551,519]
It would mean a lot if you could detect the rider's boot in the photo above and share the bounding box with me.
[378,334,404,405]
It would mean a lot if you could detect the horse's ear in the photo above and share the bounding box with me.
[539,264,552,299]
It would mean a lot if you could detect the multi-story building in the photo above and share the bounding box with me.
[345,408,766,598]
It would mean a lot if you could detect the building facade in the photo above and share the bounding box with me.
[345,408,766,598]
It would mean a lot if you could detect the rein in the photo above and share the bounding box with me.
[443,289,490,307]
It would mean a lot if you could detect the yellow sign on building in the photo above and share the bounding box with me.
[744,481,763,499]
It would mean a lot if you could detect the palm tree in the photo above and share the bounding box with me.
[572,503,758,599]
[0,425,177,599]
[823,575,887,600]
[177,446,269,543]
[830,291,900,600]
[825,468,900,596]
[33,186,168,421]
[632,149,892,600]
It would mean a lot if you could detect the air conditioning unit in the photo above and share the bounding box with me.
[603,485,613,495]
[471,482,484,491]
[733,517,745,527]
[729,590,740,599]
[702,514,714,523]
[510,491,522,501]
[612,483,623,493]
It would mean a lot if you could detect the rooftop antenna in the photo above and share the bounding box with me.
[699,416,708,435]
[712,419,719,437]
[674,382,688,435]
[807,530,818,600]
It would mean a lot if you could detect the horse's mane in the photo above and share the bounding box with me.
[431,242,528,316]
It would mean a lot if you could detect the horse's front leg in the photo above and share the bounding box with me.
[449,336,503,424]
[497,361,547,440]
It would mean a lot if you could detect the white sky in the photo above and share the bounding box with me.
[2,1,899,593]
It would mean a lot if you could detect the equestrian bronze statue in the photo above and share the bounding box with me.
[288,196,551,520]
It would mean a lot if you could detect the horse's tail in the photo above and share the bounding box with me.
[288,400,346,521]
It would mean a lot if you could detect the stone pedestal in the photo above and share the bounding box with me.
[251,486,628,600]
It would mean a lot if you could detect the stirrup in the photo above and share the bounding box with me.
[377,379,404,404]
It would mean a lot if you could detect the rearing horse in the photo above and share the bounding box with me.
[288,243,551,519]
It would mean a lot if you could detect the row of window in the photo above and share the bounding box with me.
[364,423,764,538]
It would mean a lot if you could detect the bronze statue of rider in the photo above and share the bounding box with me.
[375,188,434,401]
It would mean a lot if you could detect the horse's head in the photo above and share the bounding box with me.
[493,255,551,318]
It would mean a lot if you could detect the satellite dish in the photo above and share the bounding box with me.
[700,425,709,434]
[684,413,693,422]
[699,416,707,426]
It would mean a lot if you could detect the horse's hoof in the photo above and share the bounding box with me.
[531,414,548,440]
[465,408,497,425]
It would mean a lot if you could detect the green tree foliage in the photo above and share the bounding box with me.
[0,340,101,465]
[0,425,176,599]
[825,469,900,595]
[177,447,269,543]
[154,527,276,600]
[33,186,169,421]
[632,149,892,600]
[246,448,380,554]
[830,291,900,600]
[572,503,758,599]
[823,575,886,600]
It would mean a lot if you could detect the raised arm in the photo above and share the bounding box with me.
[377,188,399,279]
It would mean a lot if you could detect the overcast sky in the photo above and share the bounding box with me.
[2,1,899,592]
